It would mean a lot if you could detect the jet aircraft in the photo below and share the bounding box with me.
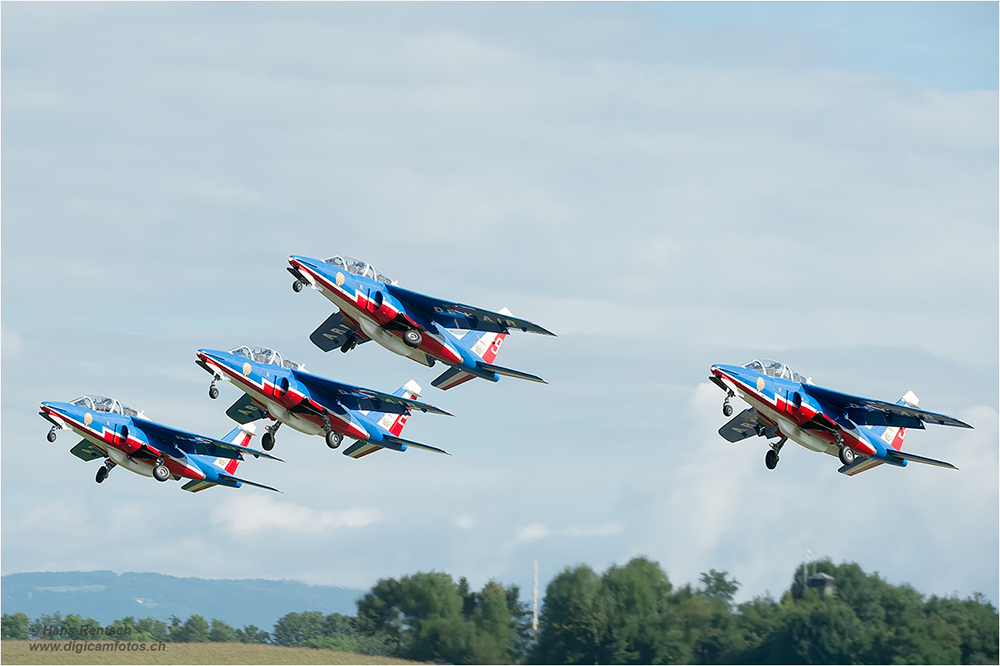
[39,395,281,492]
[196,345,452,458]
[710,359,973,475]
[286,254,555,390]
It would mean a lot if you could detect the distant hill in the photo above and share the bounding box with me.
[1,571,364,629]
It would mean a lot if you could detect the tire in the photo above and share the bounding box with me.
[153,463,170,482]
[292,280,304,293]
[96,466,108,484]
[209,386,219,400]
[723,403,734,417]
[47,429,57,443]
[262,432,274,451]
[765,449,778,470]
[403,329,422,348]
[326,430,343,449]
[839,445,855,466]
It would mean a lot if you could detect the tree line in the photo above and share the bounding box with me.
[3,558,997,664]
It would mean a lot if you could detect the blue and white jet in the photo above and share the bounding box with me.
[710,359,973,475]
[196,345,452,458]
[39,395,281,492]
[287,254,555,390]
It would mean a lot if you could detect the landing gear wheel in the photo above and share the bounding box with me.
[723,403,734,417]
[325,430,343,449]
[47,428,58,443]
[261,432,274,451]
[292,280,304,293]
[152,463,170,482]
[209,385,219,400]
[403,329,422,348]
[765,449,779,470]
[96,466,108,483]
[839,445,855,466]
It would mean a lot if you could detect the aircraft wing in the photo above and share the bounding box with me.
[134,418,283,462]
[226,393,268,424]
[801,384,973,430]
[290,369,452,417]
[343,434,450,459]
[718,408,778,442]
[385,284,555,336]
[70,439,105,462]
[309,311,370,352]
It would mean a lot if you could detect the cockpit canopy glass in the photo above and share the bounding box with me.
[741,359,808,383]
[228,345,303,370]
[70,395,139,417]
[322,255,393,284]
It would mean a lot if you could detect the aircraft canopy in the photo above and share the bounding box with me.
[71,395,139,417]
[229,345,303,371]
[323,255,393,284]
[741,359,809,384]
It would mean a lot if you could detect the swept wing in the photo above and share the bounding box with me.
[134,418,283,462]
[290,369,452,416]
[801,384,972,430]
[385,284,555,336]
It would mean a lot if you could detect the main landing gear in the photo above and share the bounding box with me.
[95,460,115,484]
[838,443,856,465]
[340,335,357,354]
[209,375,221,400]
[262,422,281,451]
[722,390,735,417]
[403,329,423,348]
[321,413,342,449]
[47,427,58,443]
[765,436,787,470]
[152,460,170,482]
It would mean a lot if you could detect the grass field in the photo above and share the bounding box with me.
[1,641,424,665]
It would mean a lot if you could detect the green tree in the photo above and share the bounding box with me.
[532,564,605,664]
[235,624,270,644]
[209,618,239,642]
[598,557,678,664]
[699,569,740,608]
[397,571,468,663]
[466,581,515,664]
[271,611,327,647]
[356,577,404,653]
[1,613,30,640]
[171,615,210,643]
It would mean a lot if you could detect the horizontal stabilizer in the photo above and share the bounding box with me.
[226,393,267,424]
[432,366,478,391]
[886,449,958,470]
[342,434,450,459]
[479,362,547,384]
[182,474,282,493]
[70,439,105,462]
[838,458,886,476]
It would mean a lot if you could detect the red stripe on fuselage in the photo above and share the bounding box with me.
[300,265,464,366]
[713,370,876,456]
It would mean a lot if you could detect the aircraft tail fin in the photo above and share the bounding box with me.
[433,309,548,389]
[183,424,257,491]
[866,391,919,451]
[372,380,422,437]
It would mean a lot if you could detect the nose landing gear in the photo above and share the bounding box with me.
[764,436,787,470]
[722,390,735,417]
[47,427,58,443]
[209,375,221,400]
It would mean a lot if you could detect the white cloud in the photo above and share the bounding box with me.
[515,523,550,544]
[455,515,476,530]
[211,495,382,538]
[2,322,23,360]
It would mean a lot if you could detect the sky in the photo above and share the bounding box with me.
[2,2,998,611]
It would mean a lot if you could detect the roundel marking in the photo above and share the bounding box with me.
[84,412,93,427]
[242,362,252,377]
[756,377,765,392]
